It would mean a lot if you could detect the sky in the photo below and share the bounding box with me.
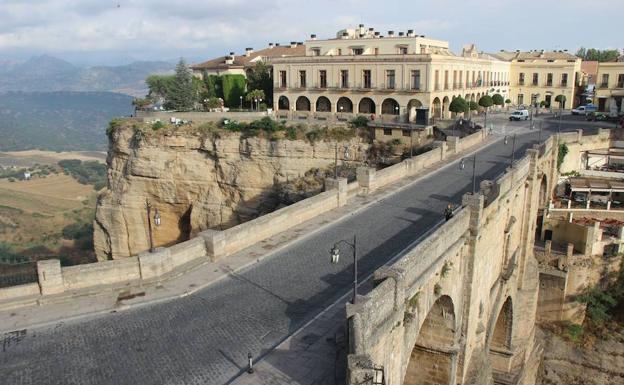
[0,0,621,66]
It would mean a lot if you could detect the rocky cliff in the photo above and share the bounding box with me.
[94,122,367,260]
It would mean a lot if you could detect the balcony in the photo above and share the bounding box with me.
[561,82,568,87]
[600,82,609,88]
[617,83,624,89]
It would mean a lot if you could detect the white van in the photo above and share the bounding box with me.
[509,110,529,121]
[571,105,597,115]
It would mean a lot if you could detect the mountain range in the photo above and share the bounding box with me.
[0,55,174,97]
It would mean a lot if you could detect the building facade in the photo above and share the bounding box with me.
[270,25,581,124]
[595,57,624,114]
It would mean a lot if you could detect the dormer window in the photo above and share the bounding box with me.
[398,46,408,55]
[352,48,364,55]
[311,48,320,56]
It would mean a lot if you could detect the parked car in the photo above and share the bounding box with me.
[572,104,597,115]
[509,110,529,121]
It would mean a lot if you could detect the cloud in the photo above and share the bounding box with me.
[0,0,620,65]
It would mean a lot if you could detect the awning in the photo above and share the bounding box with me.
[570,177,624,193]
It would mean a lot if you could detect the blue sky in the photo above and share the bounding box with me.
[0,0,620,66]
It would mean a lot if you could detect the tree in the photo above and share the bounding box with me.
[492,93,504,107]
[555,94,567,109]
[168,59,196,111]
[449,96,469,115]
[246,62,273,104]
[576,47,620,62]
[221,74,246,108]
[478,95,494,129]
[505,98,512,111]
[246,89,265,102]
[469,101,479,111]
[146,74,175,100]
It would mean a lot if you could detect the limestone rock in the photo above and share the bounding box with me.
[94,124,367,260]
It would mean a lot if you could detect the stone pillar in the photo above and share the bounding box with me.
[325,177,348,207]
[434,140,447,160]
[138,248,172,280]
[607,201,612,210]
[446,136,460,154]
[200,229,226,261]
[545,240,552,256]
[37,259,64,295]
[356,167,376,193]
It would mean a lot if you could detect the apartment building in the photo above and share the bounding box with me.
[492,50,582,110]
[271,25,511,124]
[595,56,624,114]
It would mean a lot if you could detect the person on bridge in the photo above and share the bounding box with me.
[444,204,454,221]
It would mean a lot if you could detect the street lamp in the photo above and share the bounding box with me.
[254,98,258,111]
[239,95,243,110]
[330,235,358,304]
[395,105,399,122]
[459,154,477,194]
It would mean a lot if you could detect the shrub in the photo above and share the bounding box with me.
[492,93,504,106]
[221,74,246,107]
[557,143,568,171]
[327,127,356,142]
[350,115,369,128]
[152,121,165,131]
[106,118,125,137]
[285,126,298,140]
[577,286,617,324]
[249,117,282,133]
[306,128,323,143]
[389,138,402,146]
[567,323,584,342]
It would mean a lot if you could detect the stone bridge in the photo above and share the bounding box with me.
[346,132,563,385]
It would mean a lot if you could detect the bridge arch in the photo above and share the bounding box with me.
[404,295,456,385]
[490,297,513,351]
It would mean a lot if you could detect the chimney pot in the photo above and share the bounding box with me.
[310,34,316,39]
[374,31,380,36]
[407,29,414,34]
[388,30,394,37]
[229,52,235,56]
[359,23,364,28]
[368,27,374,31]
[398,32,404,36]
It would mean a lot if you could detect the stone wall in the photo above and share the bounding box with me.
[347,133,558,385]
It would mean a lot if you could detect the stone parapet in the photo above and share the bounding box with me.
[37,259,64,295]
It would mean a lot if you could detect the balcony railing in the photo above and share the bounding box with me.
[617,83,624,89]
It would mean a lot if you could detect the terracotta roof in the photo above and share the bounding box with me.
[490,50,578,61]
[191,44,306,71]
[581,61,599,76]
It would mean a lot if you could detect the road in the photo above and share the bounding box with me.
[0,117,587,385]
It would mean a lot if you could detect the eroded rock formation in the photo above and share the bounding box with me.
[94,123,366,260]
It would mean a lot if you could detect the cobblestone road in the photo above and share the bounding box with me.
[1,127,545,385]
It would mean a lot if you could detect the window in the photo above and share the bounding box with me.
[459,71,463,88]
[299,70,306,87]
[453,70,457,89]
[386,70,395,89]
[337,49,342,55]
[374,47,379,55]
[402,129,411,137]
[363,70,372,88]
[602,74,609,87]
[312,48,320,56]
[519,73,525,85]
[561,73,568,87]
[517,94,524,105]
[466,70,470,88]
[341,70,349,88]
[411,70,421,90]
[547,59,554,63]
[532,73,538,86]
[444,70,449,89]
[279,71,287,88]
[546,73,553,86]
[399,46,408,54]
[435,70,440,90]
[618,74,624,88]
[383,128,392,136]
[352,48,364,55]
[517,59,525,62]
[319,70,327,88]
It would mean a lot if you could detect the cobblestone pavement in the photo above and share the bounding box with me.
[0,127,545,385]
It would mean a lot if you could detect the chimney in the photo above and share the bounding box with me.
[368,27,374,31]
[359,23,364,28]
[245,47,253,57]
[388,30,395,37]
[420,35,425,38]
[374,31,380,37]
[268,43,274,49]
[341,32,349,39]
[398,32,405,37]
[225,53,234,65]
[310,34,317,40]
[290,41,297,48]
[275,43,280,46]
[407,29,414,37]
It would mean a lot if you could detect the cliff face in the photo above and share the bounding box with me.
[94,125,366,260]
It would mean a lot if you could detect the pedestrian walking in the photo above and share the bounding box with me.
[444,204,454,221]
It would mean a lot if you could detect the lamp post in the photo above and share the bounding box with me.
[459,154,477,194]
[146,199,161,253]
[395,105,399,122]
[254,98,258,111]
[334,142,338,179]
[340,105,344,121]
[259,98,263,111]
[330,235,357,304]
[239,95,243,110]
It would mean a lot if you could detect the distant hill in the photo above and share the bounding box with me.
[0,91,133,151]
[0,55,174,97]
